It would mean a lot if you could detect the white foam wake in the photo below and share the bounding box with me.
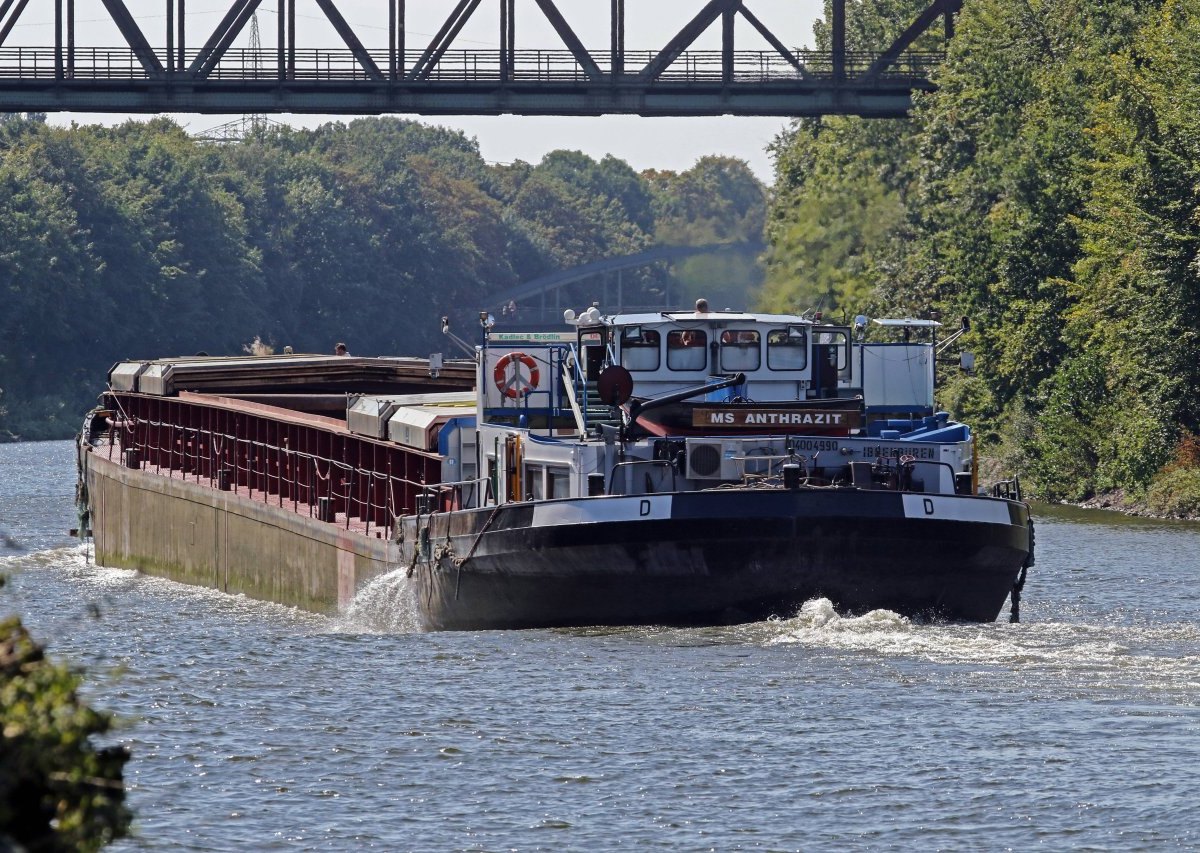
[768,598,1028,663]
[764,598,1200,694]
[335,568,423,634]
[784,597,910,631]
[0,542,107,574]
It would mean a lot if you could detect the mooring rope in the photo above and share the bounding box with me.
[449,503,506,600]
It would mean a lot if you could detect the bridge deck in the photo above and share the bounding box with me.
[0,47,940,117]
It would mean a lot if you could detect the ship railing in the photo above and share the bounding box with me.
[414,477,489,513]
[990,476,1023,502]
[484,343,580,429]
[826,457,964,494]
[607,459,676,495]
[567,343,582,428]
[559,361,588,436]
[108,415,471,537]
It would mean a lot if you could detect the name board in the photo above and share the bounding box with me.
[489,332,576,343]
[853,443,942,461]
[692,408,862,428]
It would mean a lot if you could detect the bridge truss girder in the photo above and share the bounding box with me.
[0,0,961,117]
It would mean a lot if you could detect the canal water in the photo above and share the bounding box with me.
[2,440,1198,850]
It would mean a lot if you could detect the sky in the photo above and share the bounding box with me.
[5,0,827,181]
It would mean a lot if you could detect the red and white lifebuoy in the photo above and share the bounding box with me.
[493,352,540,399]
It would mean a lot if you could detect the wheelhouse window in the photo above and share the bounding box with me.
[547,467,571,499]
[816,328,852,379]
[620,327,661,371]
[524,464,545,501]
[767,327,809,370]
[666,330,708,371]
[719,329,761,372]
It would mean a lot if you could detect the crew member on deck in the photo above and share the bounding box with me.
[335,342,349,356]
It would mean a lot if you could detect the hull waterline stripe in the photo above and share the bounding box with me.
[532,496,673,526]
[901,494,1013,524]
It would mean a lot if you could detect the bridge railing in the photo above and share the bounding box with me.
[0,47,150,80]
[0,46,943,83]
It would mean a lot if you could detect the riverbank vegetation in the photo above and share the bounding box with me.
[0,115,764,441]
[0,580,131,849]
[764,0,1200,514]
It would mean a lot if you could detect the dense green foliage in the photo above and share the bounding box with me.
[0,592,131,850]
[764,0,1200,510]
[645,156,768,310]
[0,116,764,440]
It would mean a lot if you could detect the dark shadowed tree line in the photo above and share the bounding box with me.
[0,115,764,441]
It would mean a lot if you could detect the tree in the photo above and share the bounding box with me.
[0,117,774,438]
[760,0,1192,503]
[645,156,767,246]
[0,599,131,850]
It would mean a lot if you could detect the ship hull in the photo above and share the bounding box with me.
[403,489,1031,630]
[82,448,395,613]
[81,439,1031,631]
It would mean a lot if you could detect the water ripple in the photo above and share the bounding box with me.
[3,441,1200,850]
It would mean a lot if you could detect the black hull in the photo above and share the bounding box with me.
[402,489,1031,630]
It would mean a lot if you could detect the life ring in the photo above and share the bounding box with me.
[493,352,540,399]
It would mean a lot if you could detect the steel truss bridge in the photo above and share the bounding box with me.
[486,242,760,325]
[0,0,961,117]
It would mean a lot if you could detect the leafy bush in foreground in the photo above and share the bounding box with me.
[0,599,130,851]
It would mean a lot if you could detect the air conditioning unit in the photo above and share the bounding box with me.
[686,439,741,480]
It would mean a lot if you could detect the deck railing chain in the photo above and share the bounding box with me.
[105,405,486,532]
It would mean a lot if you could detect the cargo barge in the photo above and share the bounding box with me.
[78,306,1034,628]
[77,354,475,612]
